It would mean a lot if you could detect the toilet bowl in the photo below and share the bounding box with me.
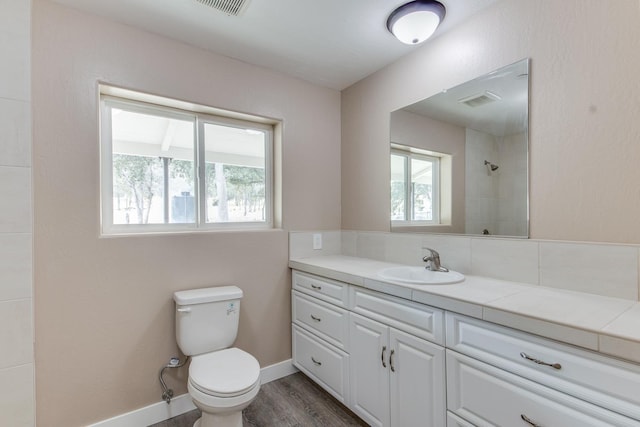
[174,286,261,427]
[188,347,261,427]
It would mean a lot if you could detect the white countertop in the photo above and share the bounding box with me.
[289,255,640,364]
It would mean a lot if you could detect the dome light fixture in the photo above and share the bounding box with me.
[386,0,446,45]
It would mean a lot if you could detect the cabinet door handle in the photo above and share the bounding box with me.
[311,357,322,366]
[390,349,395,372]
[381,346,387,368]
[311,284,322,290]
[310,314,321,322]
[520,414,541,426]
[520,352,562,370]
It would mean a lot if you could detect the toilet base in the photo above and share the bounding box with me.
[193,410,242,427]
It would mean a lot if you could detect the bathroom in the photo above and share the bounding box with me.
[2,0,640,426]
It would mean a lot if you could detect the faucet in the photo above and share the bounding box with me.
[423,248,449,272]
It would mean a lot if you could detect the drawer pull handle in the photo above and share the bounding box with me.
[520,352,562,370]
[381,346,387,368]
[311,284,322,290]
[390,349,395,372]
[311,357,322,366]
[520,414,541,426]
[310,314,322,322]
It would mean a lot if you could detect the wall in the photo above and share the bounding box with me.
[0,0,34,426]
[32,1,341,426]
[342,0,640,244]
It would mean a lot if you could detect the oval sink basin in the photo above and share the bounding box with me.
[377,266,465,285]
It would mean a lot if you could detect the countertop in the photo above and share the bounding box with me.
[289,255,640,364]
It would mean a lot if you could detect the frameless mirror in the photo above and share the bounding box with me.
[390,58,529,237]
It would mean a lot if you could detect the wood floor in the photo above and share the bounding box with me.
[149,372,367,427]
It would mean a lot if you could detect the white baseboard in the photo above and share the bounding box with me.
[259,358,299,384]
[89,359,297,427]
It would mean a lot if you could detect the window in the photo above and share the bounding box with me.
[100,88,275,234]
[391,147,440,225]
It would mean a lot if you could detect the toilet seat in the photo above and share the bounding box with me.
[189,347,260,398]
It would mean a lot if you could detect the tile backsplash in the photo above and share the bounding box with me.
[290,230,640,301]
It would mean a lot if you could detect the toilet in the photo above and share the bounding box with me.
[174,286,260,427]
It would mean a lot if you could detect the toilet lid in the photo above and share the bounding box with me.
[189,348,260,397]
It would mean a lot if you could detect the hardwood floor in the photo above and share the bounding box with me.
[149,372,367,427]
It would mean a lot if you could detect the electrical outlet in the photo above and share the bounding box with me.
[313,233,322,250]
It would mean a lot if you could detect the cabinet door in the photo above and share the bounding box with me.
[389,328,446,427]
[349,313,390,427]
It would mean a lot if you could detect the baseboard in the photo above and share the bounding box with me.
[89,359,298,427]
[88,393,197,427]
[259,358,299,384]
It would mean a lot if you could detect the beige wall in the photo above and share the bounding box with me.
[342,0,640,244]
[32,1,341,426]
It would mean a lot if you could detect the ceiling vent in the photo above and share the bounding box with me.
[195,0,250,16]
[458,91,502,108]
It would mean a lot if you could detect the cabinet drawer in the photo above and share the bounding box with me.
[293,270,349,307]
[292,324,349,405]
[447,411,474,427]
[350,287,444,344]
[447,350,640,427]
[446,313,640,421]
[292,290,349,351]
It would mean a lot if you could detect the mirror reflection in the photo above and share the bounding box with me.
[390,58,529,237]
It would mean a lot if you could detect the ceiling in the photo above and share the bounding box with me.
[50,0,499,90]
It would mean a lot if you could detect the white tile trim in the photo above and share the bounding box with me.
[89,359,297,427]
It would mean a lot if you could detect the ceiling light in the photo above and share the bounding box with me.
[386,0,446,45]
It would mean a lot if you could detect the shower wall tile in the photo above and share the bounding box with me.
[0,299,33,369]
[471,238,539,285]
[0,166,32,233]
[0,99,31,167]
[0,6,30,102]
[0,363,34,427]
[540,242,638,300]
[0,233,32,301]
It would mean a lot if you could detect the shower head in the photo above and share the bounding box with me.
[484,160,499,172]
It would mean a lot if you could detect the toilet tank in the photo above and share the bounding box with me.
[174,286,243,356]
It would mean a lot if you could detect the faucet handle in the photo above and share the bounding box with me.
[423,247,440,260]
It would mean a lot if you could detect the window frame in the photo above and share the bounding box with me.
[99,93,275,236]
[390,147,441,226]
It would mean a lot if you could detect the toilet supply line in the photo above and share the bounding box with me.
[159,356,190,404]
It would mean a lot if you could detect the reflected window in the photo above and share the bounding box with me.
[391,149,440,224]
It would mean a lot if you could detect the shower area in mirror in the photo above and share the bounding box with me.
[465,128,527,236]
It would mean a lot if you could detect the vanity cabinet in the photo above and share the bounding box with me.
[291,270,446,427]
[446,313,640,426]
[291,271,351,404]
[349,312,445,427]
[292,268,640,426]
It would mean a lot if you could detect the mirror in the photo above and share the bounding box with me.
[390,59,529,237]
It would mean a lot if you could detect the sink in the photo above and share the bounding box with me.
[377,266,465,285]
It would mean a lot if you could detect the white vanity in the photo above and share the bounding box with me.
[290,256,640,427]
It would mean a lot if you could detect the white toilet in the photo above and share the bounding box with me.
[174,286,261,427]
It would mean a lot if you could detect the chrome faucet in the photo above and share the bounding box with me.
[423,248,449,272]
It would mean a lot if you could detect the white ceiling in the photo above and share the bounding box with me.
[50,0,499,90]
